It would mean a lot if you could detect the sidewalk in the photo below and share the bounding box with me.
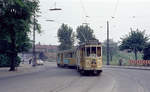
[0,62,55,79]
[104,65,150,70]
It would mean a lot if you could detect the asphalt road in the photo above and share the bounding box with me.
[0,64,150,92]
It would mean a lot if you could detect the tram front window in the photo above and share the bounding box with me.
[86,47,90,57]
[91,47,96,57]
[86,47,97,57]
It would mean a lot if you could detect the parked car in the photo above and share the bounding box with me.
[37,59,44,65]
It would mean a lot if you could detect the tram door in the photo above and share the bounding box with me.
[80,47,85,67]
[60,53,64,66]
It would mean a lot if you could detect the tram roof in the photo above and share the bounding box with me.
[79,40,101,46]
[57,48,76,53]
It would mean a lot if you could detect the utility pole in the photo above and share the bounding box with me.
[107,21,110,65]
[32,14,36,67]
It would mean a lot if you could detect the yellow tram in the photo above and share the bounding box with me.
[76,40,103,75]
[56,40,103,75]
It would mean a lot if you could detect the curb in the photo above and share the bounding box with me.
[0,62,52,79]
[104,65,150,70]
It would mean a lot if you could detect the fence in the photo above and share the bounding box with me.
[129,60,150,65]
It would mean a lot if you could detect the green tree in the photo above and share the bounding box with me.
[0,0,40,71]
[143,43,150,60]
[119,28,149,60]
[103,39,118,61]
[57,23,75,50]
[76,25,96,44]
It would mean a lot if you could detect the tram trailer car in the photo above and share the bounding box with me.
[57,49,76,68]
[57,51,64,67]
[76,40,103,75]
[66,50,76,68]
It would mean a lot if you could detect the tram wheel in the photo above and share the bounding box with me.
[77,66,80,72]
[93,70,101,76]
[80,70,86,75]
[57,64,60,67]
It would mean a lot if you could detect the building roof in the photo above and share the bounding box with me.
[35,45,57,49]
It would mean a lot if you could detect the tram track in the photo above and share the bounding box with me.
[50,68,147,92]
[1,65,150,92]
[118,71,146,92]
[49,73,104,92]
[80,72,115,92]
[49,76,81,92]
[107,69,146,92]
[81,75,102,92]
[104,71,117,92]
[123,70,146,92]
[137,80,145,92]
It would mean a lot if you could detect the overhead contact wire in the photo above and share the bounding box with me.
[112,0,119,18]
[80,0,89,23]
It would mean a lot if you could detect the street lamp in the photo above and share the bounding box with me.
[49,2,62,11]
[82,23,89,25]
[46,19,55,22]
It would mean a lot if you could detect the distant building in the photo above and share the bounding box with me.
[35,44,58,62]
[19,44,58,62]
[35,44,57,53]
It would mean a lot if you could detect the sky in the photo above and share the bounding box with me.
[34,0,150,45]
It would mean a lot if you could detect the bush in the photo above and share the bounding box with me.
[0,54,10,67]
[0,54,21,67]
[143,43,150,60]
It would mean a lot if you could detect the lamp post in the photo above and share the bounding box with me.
[32,13,36,67]
[106,17,115,65]
[106,21,110,65]
[32,2,62,67]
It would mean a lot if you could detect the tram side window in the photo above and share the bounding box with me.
[82,48,85,56]
[86,47,90,57]
[80,48,85,57]
[57,54,60,59]
[72,52,75,58]
[97,47,101,57]
[70,52,73,58]
[64,53,67,58]
[80,49,82,57]
[61,53,63,61]
[64,53,71,58]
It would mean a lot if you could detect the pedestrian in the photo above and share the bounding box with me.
[119,58,123,66]
[29,58,32,64]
